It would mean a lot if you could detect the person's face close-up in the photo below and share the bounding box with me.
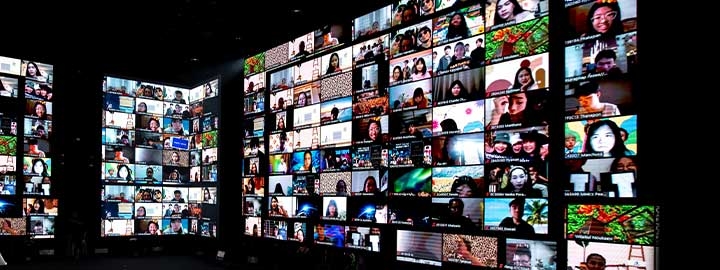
[454,46,465,58]
[590,125,615,153]
[175,92,182,100]
[402,9,414,22]
[510,203,523,219]
[298,93,306,105]
[518,69,532,84]
[137,207,145,216]
[172,120,182,131]
[393,69,401,80]
[172,152,179,161]
[337,181,346,192]
[498,0,515,20]
[400,39,412,51]
[331,56,339,68]
[565,137,576,149]
[415,60,425,71]
[577,93,599,109]
[304,153,312,169]
[35,105,45,116]
[596,57,616,72]
[271,198,278,209]
[33,161,44,173]
[494,141,508,153]
[329,205,337,215]
[28,65,38,76]
[586,256,606,270]
[449,200,461,215]
[119,167,128,178]
[456,184,472,197]
[451,83,462,96]
[34,201,41,210]
[423,0,434,12]
[614,157,636,173]
[591,6,616,34]
[149,120,159,130]
[365,179,377,192]
[171,221,181,230]
[451,14,462,26]
[522,139,536,153]
[508,93,527,115]
[510,169,527,191]
[368,122,379,140]
[420,30,431,42]
[513,254,531,267]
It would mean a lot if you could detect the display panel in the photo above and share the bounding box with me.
[101,76,220,237]
[0,57,57,238]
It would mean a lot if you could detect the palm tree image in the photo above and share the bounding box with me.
[525,199,548,225]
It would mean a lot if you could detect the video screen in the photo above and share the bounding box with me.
[352,34,390,67]
[348,197,388,223]
[442,234,498,267]
[389,197,431,226]
[345,226,381,252]
[320,122,352,148]
[269,154,291,175]
[244,72,265,94]
[244,52,265,76]
[30,216,55,238]
[396,230,442,266]
[0,197,21,217]
[388,79,432,112]
[354,64,380,92]
[432,132,484,166]
[243,136,265,157]
[486,0,549,30]
[270,88,293,112]
[389,108,432,140]
[0,218,26,235]
[0,56,22,76]
[485,126,549,164]
[243,176,265,196]
[433,68,483,106]
[101,77,220,237]
[0,115,18,135]
[24,176,50,196]
[352,144,387,169]
[504,239,556,269]
[565,79,635,121]
[244,216,262,237]
[314,24,348,53]
[320,96,352,125]
[321,196,347,221]
[293,174,319,196]
[389,49,433,86]
[24,80,53,101]
[353,5,392,40]
[564,156,638,198]
[485,16,549,64]
[565,31,637,81]
[320,147,352,172]
[486,163,549,197]
[265,43,289,69]
[485,89,549,130]
[567,241,655,270]
[291,150,320,174]
[484,198,548,234]
[314,224,345,247]
[319,172,351,196]
[432,165,484,197]
[390,20,434,58]
[432,4,484,46]
[244,89,265,115]
[353,116,390,145]
[289,222,307,242]
[564,115,637,159]
[0,136,16,155]
[567,204,656,245]
[288,32,315,61]
[432,36,483,76]
[0,76,19,98]
[390,167,432,196]
[320,71,353,101]
[432,100,485,136]
[244,197,263,216]
[565,0,637,42]
[293,82,321,108]
[292,104,319,129]
[353,86,389,119]
[21,60,54,84]
[25,100,52,120]
[429,197,483,228]
[485,53,550,97]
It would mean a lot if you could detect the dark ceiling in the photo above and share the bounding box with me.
[7,0,393,76]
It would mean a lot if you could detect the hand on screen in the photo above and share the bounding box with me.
[494,96,508,114]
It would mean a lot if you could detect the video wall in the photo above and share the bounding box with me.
[0,56,57,238]
[100,76,219,237]
[243,0,651,269]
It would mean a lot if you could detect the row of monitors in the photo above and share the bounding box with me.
[100,146,218,167]
[0,156,52,177]
[245,64,636,124]
[1,117,51,139]
[100,201,217,221]
[100,218,216,237]
[0,175,53,196]
[101,185,217,204]
[0,197,58,217]
[0,75,54,101]
[103,111,219,137]
[103,77,219,104]
[100,162,217,183]
[242,202,656,245]
[0,216,55,238]
[0,136,50,157]
[104,93,218,121]
[0,57,54,84]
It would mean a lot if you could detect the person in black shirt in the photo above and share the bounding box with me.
[499,198,535,234]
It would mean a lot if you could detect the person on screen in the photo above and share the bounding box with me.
[251,224,259,236]
[119,134,131,146]
[272,183,285,196]
[442,80,469,102]
[451,176,478,197]
[147,221,161,235]
[391,66,403,83]
[499,198,535,234]
[112,147,129,164]
[276,116,285,130]
[0,182,9,195]
[171,90,186,104]
[25,62,47,82]
[137,102,148,113]
[528,166,549,197]
[325,199,339,218]
[294,41,310,58]
[403,87,429,109]
[269,196,289,217]
[164,119,186,135]
[335,180,348,196]
[445,198,475,228]
[295,228,305,242]
[146,118,161,132]
[511,247,532,267]
[31,158,49,177]
[469,38,485,68]
[1,219,21,235]
[325,53,342,75]
[573,81,620,117]
[436,45,453,73]
[565,134,583,154]
[580,253,607,270]
[583,1,623,38]
[446,13,470,40]
[171,190,185,203]
[30,198,45,214]
[202,187,213,204]
[401,3,418,23]
[411,58,431,80]
[447,42,470,70]
[512,63,538,91]
[302,151,316,173]
[33,221,44,234]
[163,218,186,234]
[27,138,46,158]
[593,49,621,75]
[204,83,214,97]
[415,26,432,49]
[322,31,339,47]
[488,132,512,157]
[33,124,47,139]
[136,206,147,218]
[169,151,181,166]
[365,119,382,143]
[494,0,534,25]
[584,120,633,157]
[32,101,48,120]
[363,176,381,195]
[297,91,309,106]
[117,164,133,182]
